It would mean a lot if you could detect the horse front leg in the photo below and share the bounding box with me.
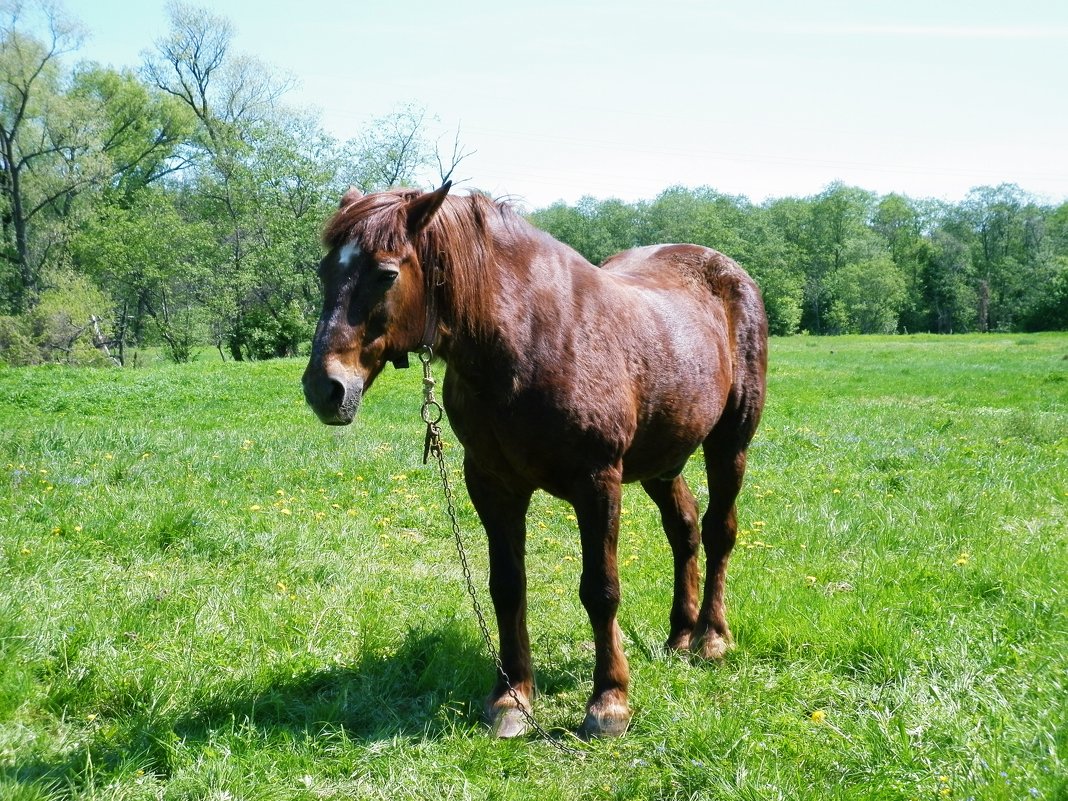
[573,466,631,738]
[464,458,535,738]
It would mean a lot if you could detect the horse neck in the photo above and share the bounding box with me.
[431,215,584,367]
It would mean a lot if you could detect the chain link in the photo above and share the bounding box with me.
[418,347,585,756]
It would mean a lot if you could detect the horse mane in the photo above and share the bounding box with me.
[323,189,530,339]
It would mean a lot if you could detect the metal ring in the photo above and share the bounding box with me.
[419,345,434,364]
[421,400,444,425]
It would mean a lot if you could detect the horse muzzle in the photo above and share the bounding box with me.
[302,367,363,425]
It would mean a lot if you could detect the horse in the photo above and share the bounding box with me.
[302,182,767,739]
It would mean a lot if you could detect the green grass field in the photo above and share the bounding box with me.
[1,334,1065,800]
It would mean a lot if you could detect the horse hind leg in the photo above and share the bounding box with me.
[693,439,749,661]
[640,475,700,652]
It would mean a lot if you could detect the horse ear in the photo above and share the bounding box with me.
[339,186,362,208]
[406,181,452,234]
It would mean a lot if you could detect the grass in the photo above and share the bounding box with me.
[0,333,1065,800]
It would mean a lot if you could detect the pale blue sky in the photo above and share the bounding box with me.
[66,0,1068,208]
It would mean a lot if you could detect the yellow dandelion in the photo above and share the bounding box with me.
[806,575,818,585]
[831,488,841,494]
[276,489,285,496]
[810,709,826,723]
[250,504,262,511]
[74,525,83,532]
[276,581,287,593]
[954,552,970,566]
[104,453,113,460]
[280,508,292,516]
[20,547,31,555]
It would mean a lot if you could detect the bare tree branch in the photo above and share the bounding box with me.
[436,123,476,186]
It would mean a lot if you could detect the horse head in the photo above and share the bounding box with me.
[302,182,451,424]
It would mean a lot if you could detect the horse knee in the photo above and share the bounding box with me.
[701,505,738,553]
[579,573,620,621]
[488,568,524,610]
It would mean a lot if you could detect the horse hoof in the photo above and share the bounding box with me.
[664,632,692,653]
[487,705,531,739]
[579,704,631,739]
[693,633,731,661]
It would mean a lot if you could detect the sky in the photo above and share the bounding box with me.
[63,0,1068,209]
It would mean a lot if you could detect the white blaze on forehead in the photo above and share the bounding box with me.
[338,242,362,268]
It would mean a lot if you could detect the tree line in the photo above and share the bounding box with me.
[530,184,1068,337]
[3,2,1066,367]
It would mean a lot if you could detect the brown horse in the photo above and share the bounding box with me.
[303,183,767,738]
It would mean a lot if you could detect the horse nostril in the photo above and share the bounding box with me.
[304,368,362,425]
[327,377,346,408]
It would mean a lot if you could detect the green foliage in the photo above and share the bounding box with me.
[71,188,218,362]
[826,255,907,334]
[0,272,114,365]
[533,185,1068,336]
[0,315,38,365]
[0,335,1065,798]
[1019,255,1068,331]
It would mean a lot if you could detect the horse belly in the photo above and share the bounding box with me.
[620,393,724,483]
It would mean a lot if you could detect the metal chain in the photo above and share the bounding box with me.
[418,347,584,756]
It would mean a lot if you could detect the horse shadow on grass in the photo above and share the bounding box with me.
[2,622,582,795]
[176,621,576,743]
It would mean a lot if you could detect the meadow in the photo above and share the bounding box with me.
[1,334,1065,800]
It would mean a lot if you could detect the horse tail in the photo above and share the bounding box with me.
[704,251,768,452]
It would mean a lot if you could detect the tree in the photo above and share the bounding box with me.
[344,104,434,192]
[72,187,218,362]
[802,183,881,333]
[69,64,194,198]
[143,1,300,359]
[1,0,89,311]
[825,255,906,334]
[922,229,977,333]
[739,209,803,336]
[873,193,928,332]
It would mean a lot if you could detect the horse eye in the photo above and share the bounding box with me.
[376,265,400,285]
